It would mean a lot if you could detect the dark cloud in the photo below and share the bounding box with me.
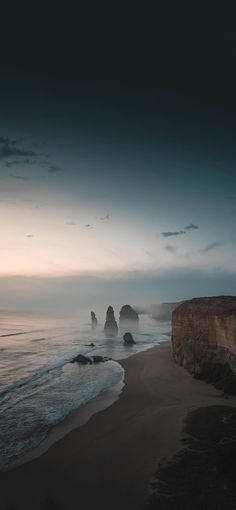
[84,224,91,228]
[26,234,34,238]
[0,136,63,174]
[8,173,30,181]
[0,137,63,175]
[162,230,186,237]
[0,144,39,160]
[165,244,177,253]
[145,250,154,257]
[4,159,40,168]
[48,165,63,173]
[99,213,110,221]
[4,159,63,175]
[184,223,199,230]
[199,241,223,253]
[0,136,18,145]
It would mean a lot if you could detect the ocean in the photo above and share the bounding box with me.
[0,309,170,469]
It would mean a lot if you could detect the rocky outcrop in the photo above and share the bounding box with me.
[104,306,118,337]
[91,311,97,329]
[71,354,110,364]
[172,297,236,376]
[123,332,136,345]
[119,305,139,327]
[71,354,93,364]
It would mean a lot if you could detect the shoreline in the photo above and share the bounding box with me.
[18,373,125,469]
[1,341,236,510]
[4,345,161,471]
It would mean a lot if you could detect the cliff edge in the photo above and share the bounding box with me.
[172,296,236,376]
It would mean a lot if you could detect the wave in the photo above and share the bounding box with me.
[30,337,47,343]
[0,329,46,338]
[0,331,31,338]
[0,350,82,401]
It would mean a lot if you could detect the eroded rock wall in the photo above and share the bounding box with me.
[171,297,236,374]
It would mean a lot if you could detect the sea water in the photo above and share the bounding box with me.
[0,309,170,469]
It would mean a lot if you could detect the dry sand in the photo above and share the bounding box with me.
[0,341,235,510]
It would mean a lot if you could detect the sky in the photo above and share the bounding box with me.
[0,4,236,312]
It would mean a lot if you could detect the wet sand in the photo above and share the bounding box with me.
[0,342,235,510]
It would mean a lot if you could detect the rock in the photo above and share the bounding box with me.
[123,332,136,344]
[172,296,236,377]
[92,355,110,363]
[71,353,110,364]
[104,306,118,337]
[91,311,98,329]
[119,305,139,327]
[71,354,93,364]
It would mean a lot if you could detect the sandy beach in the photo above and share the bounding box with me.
[0,341,235,510]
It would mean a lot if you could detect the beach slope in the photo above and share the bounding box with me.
[0,342,234,510]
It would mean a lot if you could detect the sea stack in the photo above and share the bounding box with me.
[91,311,98,329]
[123,332,136,345]
[119,305,139,328]
[104,306,118,337]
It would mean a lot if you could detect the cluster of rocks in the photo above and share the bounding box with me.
[72,305,138,367]
[89,304,139,346]
[71,354,110,365]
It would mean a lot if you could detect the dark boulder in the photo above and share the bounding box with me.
[71,353,111,364]
[104,306,118,337]
[71,354,92,364]
[123,332,136,345]
[91,311,98,329]
[92,355,110,363]
[119,305,139,327]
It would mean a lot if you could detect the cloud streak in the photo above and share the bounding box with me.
[184,223,199,230]
[8,173,30,181]
[165,244,177,253]
[162,230,186,237]
[99,213,110,221]
[65,220,77,226]
[199,241,223,253]
[48,165,63,173]
[0,135,63,175]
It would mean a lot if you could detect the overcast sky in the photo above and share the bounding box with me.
[0,4,236,311]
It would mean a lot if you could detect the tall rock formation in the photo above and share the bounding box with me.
[119,305,139,328]
[104,306,118,337]
[91,311,97,329]
[172,296,236,375]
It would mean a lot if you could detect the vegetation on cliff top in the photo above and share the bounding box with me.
[144,406,236,510]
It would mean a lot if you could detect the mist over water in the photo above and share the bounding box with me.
[0,308,170,469]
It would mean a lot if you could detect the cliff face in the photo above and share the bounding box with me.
[172,297,236,374]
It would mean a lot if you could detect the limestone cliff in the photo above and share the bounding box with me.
[172,296,236,375]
